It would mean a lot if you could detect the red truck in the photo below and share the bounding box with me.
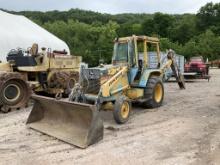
[184,56,210,81]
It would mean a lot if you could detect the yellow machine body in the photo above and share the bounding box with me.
[27,35,185,148]
[0,45,81,112]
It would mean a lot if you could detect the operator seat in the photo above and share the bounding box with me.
[30,43,39,56]
[30,44,44,65]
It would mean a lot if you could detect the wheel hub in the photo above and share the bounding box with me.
[121,102,129,119]
[154,83,163,103]
[3,84,20,101]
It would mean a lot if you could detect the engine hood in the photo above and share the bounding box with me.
[0,62,12,72]
[92,64,124,76]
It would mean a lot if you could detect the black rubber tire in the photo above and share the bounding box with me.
[0,73,31,112]
[143,77,164,108]
[49,71,79,97]
[113,97,131,124]
[64,76,77,95]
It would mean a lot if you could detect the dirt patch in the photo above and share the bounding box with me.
[0,69,220,165]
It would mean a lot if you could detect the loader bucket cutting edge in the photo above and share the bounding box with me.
[26,95,104,148]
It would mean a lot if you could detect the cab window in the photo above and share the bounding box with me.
[113,42,128,62]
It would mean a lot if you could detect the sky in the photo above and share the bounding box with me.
[0,0,219,14]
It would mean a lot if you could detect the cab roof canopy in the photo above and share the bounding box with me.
[117,35,159,43]
[0,10,70,62]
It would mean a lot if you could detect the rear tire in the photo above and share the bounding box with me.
[49,71,79,97]
[143,77,164,108]
[113,97,131,124]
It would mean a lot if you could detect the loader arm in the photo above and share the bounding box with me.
[101,66,129,97]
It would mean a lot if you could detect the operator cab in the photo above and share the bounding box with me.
[112,36,160,68]
[112,35,161,84]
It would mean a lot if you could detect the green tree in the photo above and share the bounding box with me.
[181,30,220,60]
[196,2,220,34]
[4,2,220,62]
[169,15,197,44]
[142,13,174,37]
[44,20,119,66]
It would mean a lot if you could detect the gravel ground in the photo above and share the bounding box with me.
[0,69,220,165]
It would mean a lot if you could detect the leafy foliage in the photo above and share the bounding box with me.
[3,2,220,65]
[43,20,119,66]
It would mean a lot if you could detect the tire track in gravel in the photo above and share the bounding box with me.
[49,118,197,164]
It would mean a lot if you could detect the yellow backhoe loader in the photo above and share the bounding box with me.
[27,35,185,148]
[0,44,81,112]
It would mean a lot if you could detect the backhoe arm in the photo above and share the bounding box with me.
[161,58,185,89]
[161,59,172,70]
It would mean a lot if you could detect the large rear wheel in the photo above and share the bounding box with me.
[143,77,164,108]
[0,73,31,112]
[48,71,79,97]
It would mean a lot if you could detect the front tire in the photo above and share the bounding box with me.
[0,73,30,112]
[143,77,164,108]
[113,97,131,124]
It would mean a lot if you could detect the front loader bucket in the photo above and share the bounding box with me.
[26,95,103,148]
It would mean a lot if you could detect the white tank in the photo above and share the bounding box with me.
[0,10,70,62]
